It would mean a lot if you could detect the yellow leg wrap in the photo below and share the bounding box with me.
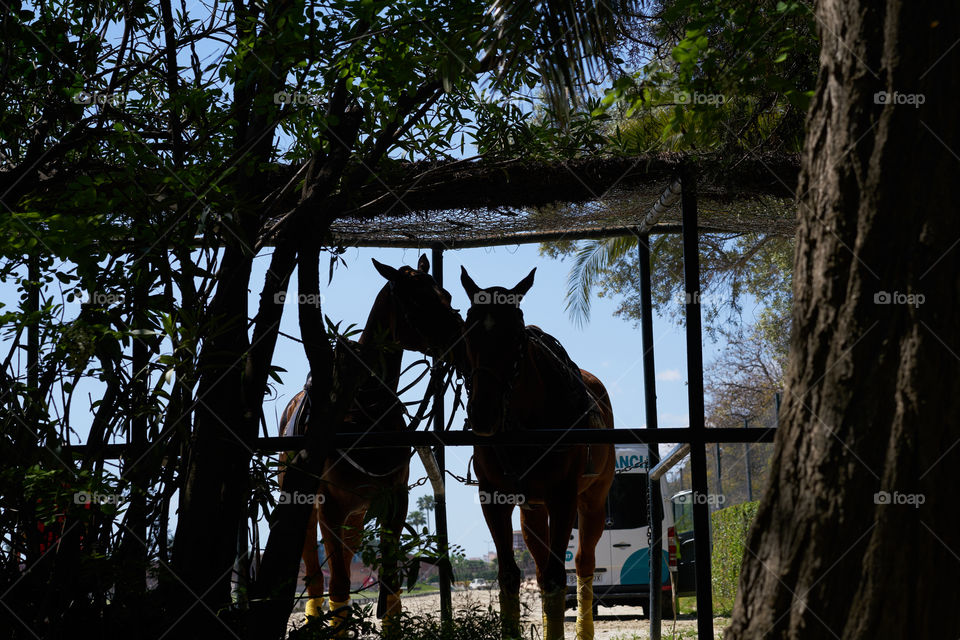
[575,576,594,640]
[541,588,566,640]
[381,593,403,635]
[329,599,350,629]
[499,589,521,638]
[304,596,325,619]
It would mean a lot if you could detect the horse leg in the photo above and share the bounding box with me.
[377,486,408,634]
[520,507,550,589]
[302,503,326,619]
[319,502,352,630]
[520,506,556,637]
[482,501,522,639]
[542,497,578,640]
[573,494,607,640]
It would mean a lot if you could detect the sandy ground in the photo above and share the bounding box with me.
[288,588,730,639]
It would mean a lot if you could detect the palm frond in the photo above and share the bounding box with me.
[565,234,639,327]
[487,0,640,115]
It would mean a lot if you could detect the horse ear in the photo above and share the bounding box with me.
[372,258,400,282]
[417,254,430,273]
[510,268,536,298]
[461,266,481,301]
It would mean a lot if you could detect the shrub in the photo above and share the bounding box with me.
[710,501,759,614]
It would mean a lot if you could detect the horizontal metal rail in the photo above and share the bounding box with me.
[63,427,776,458]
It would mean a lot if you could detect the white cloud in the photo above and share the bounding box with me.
[656,368,682,382]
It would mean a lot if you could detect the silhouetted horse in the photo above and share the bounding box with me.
[278,255,462,629]
[460,267,615,640]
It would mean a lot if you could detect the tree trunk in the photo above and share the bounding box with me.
[727,2,960,639]
[169,244,255,635]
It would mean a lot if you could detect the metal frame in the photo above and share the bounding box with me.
[59,165,778,640]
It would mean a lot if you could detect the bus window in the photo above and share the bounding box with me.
[605,473,648,530]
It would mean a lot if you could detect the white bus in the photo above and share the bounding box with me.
[565,444,676,617]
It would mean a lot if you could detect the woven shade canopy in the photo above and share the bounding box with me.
[311,152,800,249]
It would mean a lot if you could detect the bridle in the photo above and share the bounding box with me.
[385,276,463,361]
[464,307,529,433]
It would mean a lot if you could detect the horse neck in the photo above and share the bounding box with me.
[357,286,403,391]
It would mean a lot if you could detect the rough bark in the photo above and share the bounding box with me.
[727,2,960,639]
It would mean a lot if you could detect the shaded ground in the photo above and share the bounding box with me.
[288,587,730,638]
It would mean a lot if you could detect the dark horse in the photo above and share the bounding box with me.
[277,255,462,629]
[460,267,615,640]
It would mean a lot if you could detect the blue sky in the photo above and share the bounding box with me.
[253,242,725,558]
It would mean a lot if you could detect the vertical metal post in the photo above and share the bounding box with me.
[638,233,663,639]
[681,163,714,638]
[431,245,453,626]
[744,418,753,502]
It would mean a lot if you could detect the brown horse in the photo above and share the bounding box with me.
[460,267,615,640]
[277,255,463,628]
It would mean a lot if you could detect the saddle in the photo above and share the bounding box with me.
[285,372,412,478]
[492,327,605,499]
[525,325,603,429]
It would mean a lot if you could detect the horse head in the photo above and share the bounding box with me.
[371,254,464,363]
[460,266,536,436]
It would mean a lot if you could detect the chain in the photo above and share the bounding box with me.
[616,459,650,474]
[445,469,475,485]
[407,475,430,490]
